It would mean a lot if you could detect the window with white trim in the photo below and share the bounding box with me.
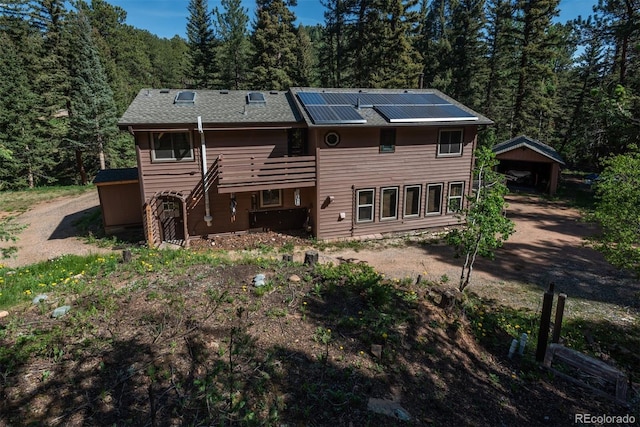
[380,187,399,220]
[437,129,463,156]
[426,183,443,215]
[404,185,421,218]
[260,189,282,208]
[356,189,375,223]
[447,182,465,213]
[152,132,193,161]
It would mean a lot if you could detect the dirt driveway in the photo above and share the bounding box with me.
[323,194,640,314]
[0,191,115,268]
[3,191,639,315]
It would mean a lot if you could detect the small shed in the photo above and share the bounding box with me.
[492,135,565,196]
[94,168,142,234]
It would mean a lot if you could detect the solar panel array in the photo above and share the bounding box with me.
[297,91,478,124]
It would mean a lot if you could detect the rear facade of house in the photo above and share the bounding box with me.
[118,87,492,247]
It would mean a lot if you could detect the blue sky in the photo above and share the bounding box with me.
[108,0,598,40]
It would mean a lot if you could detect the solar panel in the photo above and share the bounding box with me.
[305,105,367,124]
[297,92,326,105]
[174,91,196,104]
[296,90,475,124]
[375,105,478,123]
[298,91,452,107]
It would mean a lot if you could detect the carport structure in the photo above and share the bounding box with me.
[492,135,565,196]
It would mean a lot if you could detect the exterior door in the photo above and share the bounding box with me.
[158,198,184,242]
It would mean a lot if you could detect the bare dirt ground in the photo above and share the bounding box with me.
[0,192,116,268]
[1,191,639,425]
[3,189,639,318]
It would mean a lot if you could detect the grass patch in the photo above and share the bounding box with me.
[0,185,94,214]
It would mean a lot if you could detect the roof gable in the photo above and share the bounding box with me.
[492,135,565,165]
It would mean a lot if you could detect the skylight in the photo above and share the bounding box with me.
[174,91,196,105]
[247,92,266,105]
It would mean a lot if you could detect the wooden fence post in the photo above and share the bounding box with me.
[536,283,555,362]
[552,293,567,344]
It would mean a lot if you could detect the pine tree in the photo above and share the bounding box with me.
[417,0,453,91]
[481,0,519,145]
[511,0,562,138]
[187,0,217,88]
[294,25,316,86]
[319,0,351,87]
[251,0,299,90]
[372,0,422,88]
[448,0,486,107]
[215,0,251,90]
[0,31,44,188]
[66,10,118,182]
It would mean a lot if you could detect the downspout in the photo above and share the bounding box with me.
[198,116,213,226]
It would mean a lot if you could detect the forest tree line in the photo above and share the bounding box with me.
[0,0,638,190]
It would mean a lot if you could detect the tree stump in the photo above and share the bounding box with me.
[122,249,132,263]
[304,250,318,266]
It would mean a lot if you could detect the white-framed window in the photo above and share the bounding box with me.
[447,182,465,213]
[152,132,194,162]
[260,189,282,208]
[380,187,399,221]
[437,129,463,157]
[426,183,443,215]
[356,189,375,223]
[403,185,421,218]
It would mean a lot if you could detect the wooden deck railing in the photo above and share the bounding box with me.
[214,154,316,193]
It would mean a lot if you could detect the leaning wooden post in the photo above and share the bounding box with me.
[536,283,555,362]
[551,293,567,344]
[304,250,318,266]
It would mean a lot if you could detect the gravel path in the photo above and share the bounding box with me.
[1,191,115,268]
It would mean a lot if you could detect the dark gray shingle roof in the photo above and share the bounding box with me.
[119,89,302,127]
[93,168,139,184]
[492,135,565,165]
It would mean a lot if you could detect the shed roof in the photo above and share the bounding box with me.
[93,168,139,184]
[492,135,565,165]
[118,89,302,128]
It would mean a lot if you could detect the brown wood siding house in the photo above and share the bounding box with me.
[118,87,492,247]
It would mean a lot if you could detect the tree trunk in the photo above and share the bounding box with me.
[76,149,87,185]
[98,141,106,170]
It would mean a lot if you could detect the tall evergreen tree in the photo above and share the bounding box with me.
[251,0,299,90]
[372,0,422,88]
[187,0,217,88]
[417,0,453,90]
[215,0,251,90]
[66,10,118,182]
[511,0,561,138]
[0,31,48,188]
[481,0,518,145]
[448,0,486,107]
[319,0,351,87]
[294,25,316,86]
